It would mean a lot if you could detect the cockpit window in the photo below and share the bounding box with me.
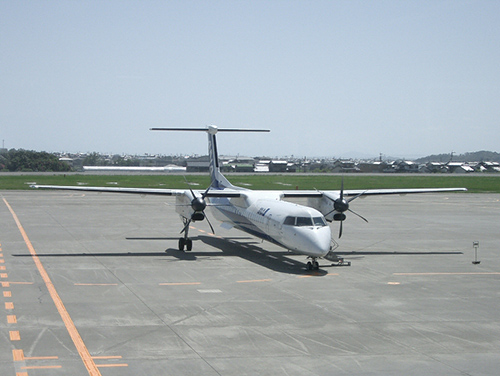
[284,216,327,227]
[296,217,313,226]
[313,217,327,226]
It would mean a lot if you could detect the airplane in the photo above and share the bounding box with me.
[32,125,467,270]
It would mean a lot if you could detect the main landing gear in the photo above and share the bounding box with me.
[306,258,320,271]
[177,218,193,252]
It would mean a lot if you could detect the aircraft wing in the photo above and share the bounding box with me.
[30,185,243,197]
[282,187,467,198]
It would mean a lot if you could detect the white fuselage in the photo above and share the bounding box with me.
[205,190,332,258]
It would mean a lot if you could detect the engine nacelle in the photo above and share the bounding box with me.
[307,196,337,222]
[333,213,346,221]
[191,212,205,221]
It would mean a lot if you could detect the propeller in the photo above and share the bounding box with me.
[180,181,215,235]
[324,177,368,238]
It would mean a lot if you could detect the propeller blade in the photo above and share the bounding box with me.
[183,176,197,198]
[204,212,215,234]
[348,208,369,223]
[340,177,344,201]
[202,185,211,198]
[339,220,343,238]
[347,190,367,203]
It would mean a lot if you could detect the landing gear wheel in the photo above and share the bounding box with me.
[178,237,186,251]
[313,261,319,270]
[307,261,313,271]
[186,238,193,251]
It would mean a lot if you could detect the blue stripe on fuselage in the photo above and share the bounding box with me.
[209,197,287,248]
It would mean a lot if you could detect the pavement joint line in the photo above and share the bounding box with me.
[3,197,102,376]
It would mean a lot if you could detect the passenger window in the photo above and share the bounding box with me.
[296,217,313,226]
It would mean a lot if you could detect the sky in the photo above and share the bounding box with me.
[1,1,499,159]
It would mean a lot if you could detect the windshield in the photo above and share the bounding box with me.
[284,216,327,227]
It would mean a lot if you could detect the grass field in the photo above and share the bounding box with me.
[1,173,499,193]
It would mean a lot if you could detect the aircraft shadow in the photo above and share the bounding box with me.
[12,236,329,276]
[126,235,328,275]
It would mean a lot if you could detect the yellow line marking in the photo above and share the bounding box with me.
[96,363,129,368]
[7,315,17,324]
[394,272,500,276]
[4,291,12,297]
[10,331,21,341]
[21,366,62,369]
[5,302,14,309]
[3,197,102,376]
[74,283,118,286]
[159,282,201,286]
[237,279,272,283]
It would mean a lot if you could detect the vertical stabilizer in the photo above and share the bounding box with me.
[207,125,234,189]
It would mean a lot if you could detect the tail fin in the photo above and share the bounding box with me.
[151,125,270,190]
[207,125,233,189]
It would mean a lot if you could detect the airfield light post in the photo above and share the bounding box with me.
[472,241,480,265]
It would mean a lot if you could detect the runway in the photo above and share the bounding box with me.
[1,190,499,375]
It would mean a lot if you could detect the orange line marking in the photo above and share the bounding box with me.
[24,356,59,360]
[92,356,122,359]
[7,315,17,324]
[0,266,5,270]
[3,197,102,376]
[21,365,62,369]
[1,273,7,278]
[159,282,201,286]
[4,291,12,297]
[74,283,118,286]
[5,302,14,309]
[10,331,21,341]
[16,372,28,376]
[13,349,24,361]
[237,279,272,283]
[96,364,128,368]
[9,281,34,285]
[1,281,9,287]
[0,259,4,263]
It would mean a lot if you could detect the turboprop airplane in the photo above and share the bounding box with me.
[32,125,467,270]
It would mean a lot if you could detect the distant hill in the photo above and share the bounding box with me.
[414,151,500,163]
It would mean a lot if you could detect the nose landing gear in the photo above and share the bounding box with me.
[306,258,320,271]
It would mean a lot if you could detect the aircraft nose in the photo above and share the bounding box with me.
[311,227,332,256]
[289,226,331,257]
